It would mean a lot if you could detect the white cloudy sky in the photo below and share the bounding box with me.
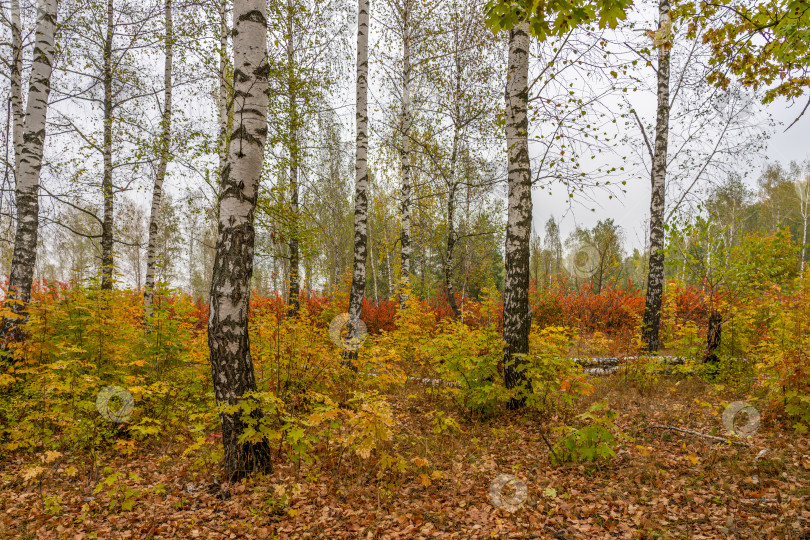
[532,94,810,254]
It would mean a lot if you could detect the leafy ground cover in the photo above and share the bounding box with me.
[0,281,808,539]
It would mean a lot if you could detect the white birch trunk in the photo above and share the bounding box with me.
[370,234,378,302]
[385,249,393,295]
[444,130,460,319]
[218,0,232,182]
[346,0,370,360]
[2,0,58,343]
[10,0,24,176]
[502,22,533,409]
[798,177,809,278]
[207,0,272,480]
[642,0,672,352]
[799,184,808,278]
[144,0,173,319]
[399,0,411,305]
[286,2,300,316]
[100,0,114,290]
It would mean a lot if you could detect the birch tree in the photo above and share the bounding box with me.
[377,0,437,304]
[217,0,232,181]
[502,21,533,408]
[487,0,633,409]
[624,2,764,350]
[308,109,353,294]
[49,0,157,290]
[99,0,114,289]
[144,0,173,317]
[640,0,671,352]
[1,0,58,344]
[798,172,809,278]
[207,0,273,479]
[9,0,24,176]
[346,0,369,357]
[263,0,348,315]
[398,0,412,303]
[430,0,500,318]
[285,0,301,315]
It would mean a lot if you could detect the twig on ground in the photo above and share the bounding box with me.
[200,522,244,538]
[647,424,752,447]
[538,430,560,464]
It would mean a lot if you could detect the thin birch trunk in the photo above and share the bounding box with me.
[463,178,470,301]
[799,179,808,278]
[801,209,807,278]
[10,0,24,176]
[420,241,425,298]
[287,131,300,315]
[370,235,378,302]
[100,0,114,290]
[346,0,369,362]
[207,0,272,480]
[144,0,173,320]
[218,0,232,183]
[502,22,533,409]
[385,250,392,296]
[399,0,411,305]
[444,130,460,319]
[286,2,300,316]
[2,0,58,344]
[642,0,672,352]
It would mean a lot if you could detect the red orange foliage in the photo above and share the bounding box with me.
[1,276,716,339]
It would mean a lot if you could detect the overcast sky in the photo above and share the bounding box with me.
[534,97,810,254]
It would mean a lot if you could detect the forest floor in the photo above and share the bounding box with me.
[1,373,809,539]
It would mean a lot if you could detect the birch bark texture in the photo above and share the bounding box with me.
[502,22,533,409]
[444,131,460,319]
[286,0,300,316]
[347,0,370,349]
[100,0,115,290]
[207,0,273,480]
[144,0,174,317]
[218,0,233,180]
[10,0,24,175]
[399,0,411,304]
[800,182,809,278]
[641,0,672,352]
[2,0,58,344]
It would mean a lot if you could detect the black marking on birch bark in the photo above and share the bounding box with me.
[238,9,267,24]
[642,0,671,353]
[2,0,57,346]
[207,0,272,481]
[502,22,533,409]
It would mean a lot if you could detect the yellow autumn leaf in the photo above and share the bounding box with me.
[635,445,652,457]
[410,457,430,468]
[419,473,431,487]
[22,466,46,483]
[42,450,62,464]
